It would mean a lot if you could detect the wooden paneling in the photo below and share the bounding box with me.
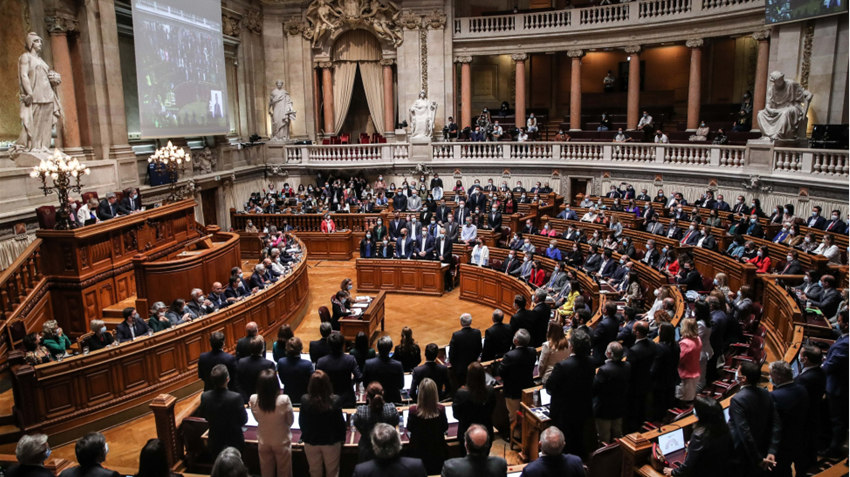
[339,291,386,343]
[291,232,354,260]
[355,259,446,295]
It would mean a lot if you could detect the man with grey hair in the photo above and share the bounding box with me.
[593,341,631,444]
[448,313,482,386]
[531,288,550,347]
[352,423,427,477]
[97,192,129,221]
[481,309,512,361]
[235,321,259,360]
[9,434,52,477]
[186,288,216,318]
[363,336,405,403]
[769,360,809,477]
[249,263,270,290]
[519,426,585,477]
[58,432,118,477]
[498,329,537,437]
[441,424,507,477]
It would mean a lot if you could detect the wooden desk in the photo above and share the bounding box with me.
[339,291,386,343]
[292,231,354,260]
[355,258,448,295]
[459,263,534,312]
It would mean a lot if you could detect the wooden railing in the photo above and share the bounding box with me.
[0,239,43,322]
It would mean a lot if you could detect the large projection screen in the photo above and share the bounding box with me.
[765,0,847,24]
[131,0,229,138]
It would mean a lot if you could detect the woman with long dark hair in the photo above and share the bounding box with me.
[272,324,294,363]
[392,326,421,372]
[353,382,399,463]
[135,439,182,477]
[651,321,680,421]
[250,369,294,477]
[349,331,375,370]
[694,302,714,392]
[299,371,346,477]
[452,362,496,455]
[662,396,733,476]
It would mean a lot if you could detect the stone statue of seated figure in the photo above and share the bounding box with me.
[757,71,812,142]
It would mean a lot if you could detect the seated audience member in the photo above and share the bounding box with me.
[544,240,562,260]
[86,319,114,351]
[200,365,248,456]
[316,332,362,407]
[441,424,508,477]
[236,336,276,403]
[115,307,150,343]
[77,197,101,225]
[236,321,259,359]
[208,282,229,309]
[363,336,405,404]
[712,128,728,144]
[814,234,842,265]
[800,274,841,318]
[540,222,557,237]
[309,322,333,364]
[225,275,250,303]
[406,379,449,475]
[9,434,53,477]
[186,288,217,318]
[22,333,52,366]
[135,439,182,477]
[410,343,451,401]
[96,192,129,221]
[249,264,271,290]
[554,129,571,141]
[470,240,489,267]
[199,332,238,392]
[165,299,194,326]
[746,245,772,273]
[392,327,421,372]
[528,260,545,287]
[676,260,703,291]
[824,210,847,234]
[654,130,669,144]
[40,320,71,358]
[660,396,733,477]
[520,427,585,477]
[354,382,400,463]
[277,337,313,405]
[148,302,172,333]
[353,423,427,477]
[57,432,119,477]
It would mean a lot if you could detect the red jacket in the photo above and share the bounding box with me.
[529,268,545,287]
[321,219,336,233]
[747,255,772,273]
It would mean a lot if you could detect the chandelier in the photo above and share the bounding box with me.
[148,141,190,202]
[29,149,90,230]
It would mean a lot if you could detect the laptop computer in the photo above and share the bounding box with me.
[657,428,687,467]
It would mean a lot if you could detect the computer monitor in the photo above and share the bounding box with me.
[657,428,686,456]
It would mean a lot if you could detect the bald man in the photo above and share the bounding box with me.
[235,321,258,359]
[520,426,585,477]
[441,424,507,477]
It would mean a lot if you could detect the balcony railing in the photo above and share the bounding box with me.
[453,0,762,39]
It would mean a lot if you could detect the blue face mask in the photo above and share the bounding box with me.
[100,326,107,334]
[818,280,824,288]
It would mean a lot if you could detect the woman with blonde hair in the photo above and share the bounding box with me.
[41,320,71,358]
[676,318,702,405]
[608,214,623,239]
[644,287,670,321]
[713,273,730,296]
[406,378,448,474]
[538,321,570,383]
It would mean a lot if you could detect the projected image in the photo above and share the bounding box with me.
[766,0,847,24]
[132,0,229,137]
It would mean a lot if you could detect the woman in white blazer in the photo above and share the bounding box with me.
[470,240,490,267]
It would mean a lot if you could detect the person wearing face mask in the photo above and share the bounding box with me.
[512,254,535,281]
[520,238,535,254]
[86,319,115,351]
[539,222,557,238]
[557,204,578,221]
[695,226,717,251]
[653,129,669,144]
[744,214,764,239]
[613,128,633,142]
[377,237,393,259]
[689,120,710,142]
[395,228,415,259]
[115,307,151,343]
[727,362,781,476]
[807,206,827,229]
[508,233,523,251]
[637,111,654,141]
[359,231,376,258]
[187,288,217,318]
[469,240,489,267]
[644,215,665,236]
[675,260,703,291]
[486,205,502,232]
[57,432,121,477]
[460,216,478,246]
[406,214,423,238]
[610,198,624,212]
[745,245,772,273]
[414,226,436,260]
[582,245,603,275]
[580,207,599,223]
[679,221,701,246]
[587,230,604,247]
[147,301,173,333]
[606,185,622,199]
[823,209,847,234]
[542,240,562,261]
[320,214,337,234]
[120,188,143,213]
[407,191,422,212]
[419,202,434,224]
[432,227,454,288]
[777,250,803,276]
[501,250,521,275]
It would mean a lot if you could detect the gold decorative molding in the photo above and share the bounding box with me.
[245,10,263,34]
[800,23,814,90]
[303,0,403,48]
[316,61,334,69]
[222,14,241,37]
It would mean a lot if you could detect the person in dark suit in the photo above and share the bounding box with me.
[277,337,313,405]
[410,343,451,401]
[198,332,238,392]
[434,201,451,224]
[388,212,407,239]
[824,210,847,234]
[729,362,781,476]
[625,322,657,433]
[651,321,680,421]
[778,250,804,275]
[9,434,56,477]
[440,425,508,477]
[501,251,521,275]
[592,302,620,366]
[199,364,248,456]
[519,426,584,477]
[521,219,538,237]
[120,189,142,213]
[114,307,150,343]
[531,289,551,348]
[745,215,764,239]
[363,336,405,404]
[236,337,276,403]
[57,432,120,477]
[96,193,130,221]
[392,191,408,212]
[448,314,482,386]
[821,311,848,457]
[395,229,414,259]
[593,342,631,444]
[801,275,841,319]
[806,206,827,229]
[186,288,217,318]
[481,309,513,362]
[412,231,435,260]
[510,294,537,341]
[486,207,502,231]
[249,263,271,290]
[660,396,734,477]
[794,345,827,472]
[545,329,596,460]
[352,423,427,477]
[676,260,703,292]
[207,282,229,309]
[360,232,377,258]
[224,275,250,303]
[309,322,333,364]
[679,223,701,246]
[597,250,619,279]
[235,321,259,360]
[498,329,537,436]
[316,331,362,408]
[768,360,809,477]
[433,228,454,291]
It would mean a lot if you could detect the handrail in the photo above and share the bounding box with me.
[0,238,42,322]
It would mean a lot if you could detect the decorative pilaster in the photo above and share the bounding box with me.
[455,56,473,129]
[150,394,181,466]
[567,50,584,131]
[624,45,642,131]
[318,62,335,135]
[45,15,81,152]
[686,38,704,131]
[512,53,528,133]
[381,59,396,133]
[752,30,771,131]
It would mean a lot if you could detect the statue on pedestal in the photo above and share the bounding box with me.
[11,32,62,159]
[757,71,812,141]
[408,90,437,140]
[269,80,296,141]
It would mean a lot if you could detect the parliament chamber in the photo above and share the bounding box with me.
[0,0,847,476]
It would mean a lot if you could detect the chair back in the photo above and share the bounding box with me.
[35,206,57,230]
[8,320,27,351]
[587,441,622,477]
[81,191,99,204]
[318,306,331,323]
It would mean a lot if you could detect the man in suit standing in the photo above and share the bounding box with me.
[433,227,454,291]
[363,336,405,404]
[519,427,585,477]
[510,295,537,339]
[57,432,120,477]
[352,424,427,477]
[729,362,781,477]
[413,230,435,260]
[236,337,276,403]
[410,343,451,401]
[441,425,508,477]
[388,212,407,239]
[531,289,551,348]
[769,361,809,477]
[801,275,841,318]
[277,337,313,405]
[199,365,247,458]
[10,434,55,477]
[96,192,130,221]
[235,322,258,360]
[392,190,407,212]
[395,228,414,259]
[316,331,362,407]
[487,205,502,231]
[794,345,826,471]
[498,329,537,437]
[309,322,333,364]
[115,307,150,343]
[120,189,142,213]
[454,200,471,226]
[545,329,595,460]
[448,314,482,386]
[625,322,656,433]
[821,310,848,457]
[198,332,238,392]
[481,309,513,362]
[435,200,451,224]
[593,342,631,444]
[592,303,620,366]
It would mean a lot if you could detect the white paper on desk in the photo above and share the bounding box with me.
[445,406,458,424]
[292,411,300,429]
[404,374,413,390]
[356,296,371,302]
[351,303,369,309]
[540,388,551,406]
[351,308,363,316]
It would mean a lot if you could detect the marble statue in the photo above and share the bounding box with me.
[409,91,437,140]
[193,147,218,174]
[757,71,812,141]
[361,0,403,46]
[304,0,402,48]
[269,80,296,141]
[11,32,62,158]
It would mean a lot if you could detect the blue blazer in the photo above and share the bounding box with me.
[823,334,848,397]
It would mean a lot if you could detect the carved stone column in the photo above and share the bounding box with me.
[624,46,642,131]
[513,53,528,132]
[752,30,771,132]
[567,50,584,131]
[46,15,81,153]
[686,39,704,131]
[455,56,473,129]
[318,62,335,136]
[381,59,395,133]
